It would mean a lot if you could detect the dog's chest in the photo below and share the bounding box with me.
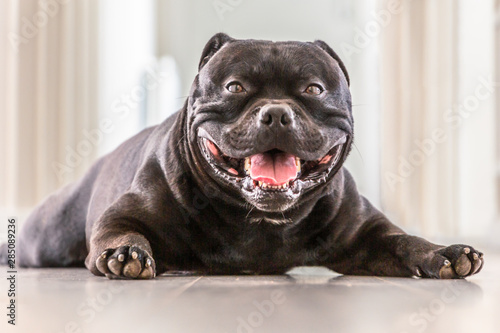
[196,227,315,273]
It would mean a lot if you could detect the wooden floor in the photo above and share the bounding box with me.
[2,252,499,333]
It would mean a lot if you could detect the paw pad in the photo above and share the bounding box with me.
[433,245,484,279]
[96,245,156,279]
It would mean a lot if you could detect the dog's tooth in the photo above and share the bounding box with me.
[244,157,251,173]
[295,157,301,172]
[258,181,263,187]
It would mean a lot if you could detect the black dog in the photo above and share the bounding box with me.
[1,33,483,279]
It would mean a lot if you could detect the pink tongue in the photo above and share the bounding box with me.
[250,152,297,185]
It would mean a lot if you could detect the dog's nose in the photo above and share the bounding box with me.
[259,104,294,128]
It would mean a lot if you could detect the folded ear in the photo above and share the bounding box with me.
[198,33,234,71]
[313,40,350,87]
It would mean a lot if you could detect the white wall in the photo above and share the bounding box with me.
[97,0,157,156]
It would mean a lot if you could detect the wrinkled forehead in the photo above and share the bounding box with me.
[202,40,343,84]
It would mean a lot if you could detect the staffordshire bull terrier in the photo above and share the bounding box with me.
[0,33,484,279]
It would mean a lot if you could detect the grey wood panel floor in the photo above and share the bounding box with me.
[2,252,499,333]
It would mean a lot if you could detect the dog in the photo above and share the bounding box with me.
[0,33,483,279]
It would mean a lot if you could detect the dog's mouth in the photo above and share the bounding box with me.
[198,136,347,191]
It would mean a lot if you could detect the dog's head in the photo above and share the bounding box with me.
[187,33,353,215]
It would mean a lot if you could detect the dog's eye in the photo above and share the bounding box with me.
[305,84,323,95]
[226,82,245,93]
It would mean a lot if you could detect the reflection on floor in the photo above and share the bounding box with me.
[1,252,499,333]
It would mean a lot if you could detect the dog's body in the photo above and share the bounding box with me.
[1,34,483,279]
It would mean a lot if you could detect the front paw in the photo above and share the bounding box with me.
[418,245,484,279]
[96,245,156,279]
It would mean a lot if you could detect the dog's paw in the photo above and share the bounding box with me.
[417,245,484,279]
[95,245,156,279]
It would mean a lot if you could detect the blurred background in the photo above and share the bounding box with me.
[0,0,499,246]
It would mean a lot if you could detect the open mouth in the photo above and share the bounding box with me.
[198,136,347,191]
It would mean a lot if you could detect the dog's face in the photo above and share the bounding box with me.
[187,33,353,214]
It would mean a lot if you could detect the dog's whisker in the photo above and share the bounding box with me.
[352,143,364,164]
[245,206,255,219]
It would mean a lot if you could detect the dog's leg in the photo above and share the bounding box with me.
[330,218,484,279]
[321,170,484,279]
[85,193,159,279]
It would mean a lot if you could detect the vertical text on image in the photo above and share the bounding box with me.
[6,217,18,325]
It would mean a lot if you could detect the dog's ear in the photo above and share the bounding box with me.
[198,33,234,71]
[313,40,350,87]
